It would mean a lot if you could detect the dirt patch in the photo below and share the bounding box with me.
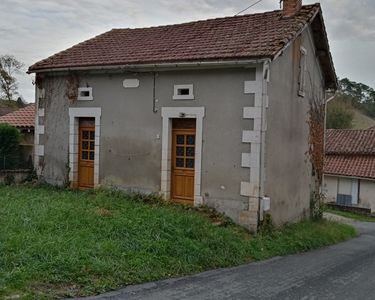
[31,282,83,298]
[95,208,113,217]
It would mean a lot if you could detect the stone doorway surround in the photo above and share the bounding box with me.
[161,107,205,206]
[68,107,101,188]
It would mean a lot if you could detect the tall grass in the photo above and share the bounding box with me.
[0,186,356,299]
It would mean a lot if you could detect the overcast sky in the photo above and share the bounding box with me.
[1,0,374,102]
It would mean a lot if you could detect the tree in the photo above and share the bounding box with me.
[339,78,375,118]
[0,55,24,101]
[340,78,375,104]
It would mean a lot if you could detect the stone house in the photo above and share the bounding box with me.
[324,129,375,212]
[28,0,337,231]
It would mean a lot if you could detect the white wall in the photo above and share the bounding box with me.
[324,175,337,202]
[359,180,375,212]
[324,174,375,212]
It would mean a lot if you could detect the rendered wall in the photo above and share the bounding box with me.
[36,67,259,224]
[323,175,375,212]
[265,27,325,225]
[323,175,338,203]
[358,179,375,212]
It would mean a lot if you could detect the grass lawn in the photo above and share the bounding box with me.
[326,208,375,222]
[0,186,356,299]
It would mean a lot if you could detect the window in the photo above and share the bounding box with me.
[174,133,196,169]
[337,178,359,206]
[173,84,194,100]
[77,87,93,101]
[298,47,307,97]
[80,128,95,161]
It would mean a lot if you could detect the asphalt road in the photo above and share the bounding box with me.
[77,217,375,300]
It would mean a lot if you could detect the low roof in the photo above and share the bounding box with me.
[325,129,375,180]
[325,155,375,180]
[0,104,35,129]
[325,129,375,155]
[0,107,17,117]
[28,3,336,89]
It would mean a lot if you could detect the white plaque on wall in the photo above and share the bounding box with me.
[123,79,140,88]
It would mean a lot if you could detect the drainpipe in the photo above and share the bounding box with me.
[258,59,271,224]
[152,72,158,113]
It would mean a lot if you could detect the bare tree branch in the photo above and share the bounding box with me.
[0,55,24,101]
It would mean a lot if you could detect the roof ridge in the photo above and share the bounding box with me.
[28,3,327,75]
[110,3,320,31]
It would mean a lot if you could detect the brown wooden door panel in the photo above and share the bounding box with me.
[79,165,94,188]
[171,120,196,204]
[78,122,95,189]
[172,172,194,200]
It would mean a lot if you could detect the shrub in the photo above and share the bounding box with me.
[0,123,21,169]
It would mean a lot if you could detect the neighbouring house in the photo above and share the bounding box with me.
[324,129,375,213]
[0,107,17,117]
[0,104,35,167]
[28,0,337,231]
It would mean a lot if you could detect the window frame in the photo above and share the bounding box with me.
[173,84,195,100]
[77,87,93,101]
[298,46,307,97]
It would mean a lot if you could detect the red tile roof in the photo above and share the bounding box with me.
[0,104,35,129]
[325,129,375,155]
[0,107,17,117]
[325,155,375,180]
[325,129,375,180]
[29,4,321,72]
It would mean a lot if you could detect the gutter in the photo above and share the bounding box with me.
[27,59,270,74]
[324,173,375,182]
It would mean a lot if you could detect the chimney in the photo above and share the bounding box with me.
[282,0,302,17]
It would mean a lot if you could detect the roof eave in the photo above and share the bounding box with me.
[272,6,337,90]
[311,9,338,90]
[27,58,272,74]
[324,172,375,181]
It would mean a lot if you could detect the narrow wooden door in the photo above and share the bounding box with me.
[171,119,196,204]
[78,119,95,189]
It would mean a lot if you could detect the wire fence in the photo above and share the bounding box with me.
[0,147,33,171]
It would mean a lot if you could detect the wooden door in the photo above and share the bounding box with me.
[171,119,196,204]
[78,119,95,189]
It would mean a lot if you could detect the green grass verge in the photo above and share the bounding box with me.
[326,208,375,222]
[0,186,356,299]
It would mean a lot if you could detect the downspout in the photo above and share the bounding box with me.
[258,59,271,224]
[152,72,158,113]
